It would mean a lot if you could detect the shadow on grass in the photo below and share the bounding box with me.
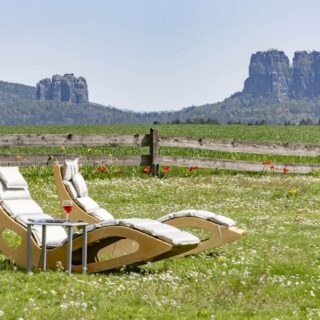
[0,257,24,271]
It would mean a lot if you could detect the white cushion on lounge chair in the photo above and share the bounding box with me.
[16,213,68,247]
[0,182,31,201]
[155,230,200,246]
[72,173,88,197]
[0,167,28,188]
[75,196,100,213]
[96,219,119,228]
[63,159,79,181]
[2,199,43,218]
[119,218,199,245]
[158,209,236,227]
[90,207,114,221]
[211,215,236,227]
[63,181,78,199]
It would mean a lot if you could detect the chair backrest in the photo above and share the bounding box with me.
[62,159,114,222]
[0,167,67,247]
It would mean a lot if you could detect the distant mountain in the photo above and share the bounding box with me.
[1,50,320,125]
[173,50,320,125]
[0,81,35,103]
[0,99,173,125]
[172,94,320,125]
[0,80,166,124]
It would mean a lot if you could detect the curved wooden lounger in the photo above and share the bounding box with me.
[53,165,245,257]
[0,204,198,273]
[164,217,244,256]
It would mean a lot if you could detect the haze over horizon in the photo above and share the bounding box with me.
[1,0,320,112]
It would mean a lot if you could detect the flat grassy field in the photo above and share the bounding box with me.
[0,125,319,319]
[0,124,319,143]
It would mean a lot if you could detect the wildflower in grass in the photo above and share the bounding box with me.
[162,167,170,172]
[188,165,198,172]
[262,160,272,173]
[143,167,151,173]
[282,167,289,174]
[216,256,225,262]
[96,166,106,172]
[287,187,298,198]
[269,165,275,173]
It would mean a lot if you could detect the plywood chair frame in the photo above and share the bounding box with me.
[164,217,244,256]
[0,203,197,272]
[53,164,245,257]
[0,166,199,272]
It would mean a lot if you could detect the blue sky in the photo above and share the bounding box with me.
[1,0,320,111]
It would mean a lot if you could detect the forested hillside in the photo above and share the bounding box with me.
[0,81,35,103]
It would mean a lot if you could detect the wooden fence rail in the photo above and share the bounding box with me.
[0,129,319,175]
[0,134,150,147]
[159,136,320,157]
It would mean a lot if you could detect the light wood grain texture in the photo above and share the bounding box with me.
[53,165,245,256]
[0,154,150,167]
[0,130,319,174]
[0,194,187,273]
[159,156,320,174]
[1,133,320,157]
[159,136,320,157]
[52,165,198,263]
[0,134,150,147]
[150,128,160,176]
[165,217,245,257]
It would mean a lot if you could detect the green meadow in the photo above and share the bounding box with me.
[0,125,319,319]
[0,124,319,143]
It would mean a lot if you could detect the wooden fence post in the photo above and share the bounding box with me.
[150,128,160,177]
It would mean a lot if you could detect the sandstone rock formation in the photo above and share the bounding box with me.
[291,51,320,98]
[243,50,320,101]
[243,50,291,101]
[36,74,88,103]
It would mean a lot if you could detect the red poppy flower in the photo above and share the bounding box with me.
[188,165,198,172]
[269,165,275,170]
[262,160,271,165]
[162,167,170,172]
[282,167,289,174]
[96,166,106,172]
[143,167,151,173]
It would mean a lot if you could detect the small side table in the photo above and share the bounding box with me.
[26,220,88,275]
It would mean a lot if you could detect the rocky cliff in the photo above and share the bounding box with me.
[291,51,320,98]
[243,50,320,101]
[36,74,88,104]
[243,50,291,101]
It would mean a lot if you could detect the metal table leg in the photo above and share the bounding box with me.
[82,225,87,274]
[26,224,32,274]
[66,226,73,275]
[41,225,47,271]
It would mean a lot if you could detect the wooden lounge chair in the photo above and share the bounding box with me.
[0,167,199,273]
[53,160,245,257]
